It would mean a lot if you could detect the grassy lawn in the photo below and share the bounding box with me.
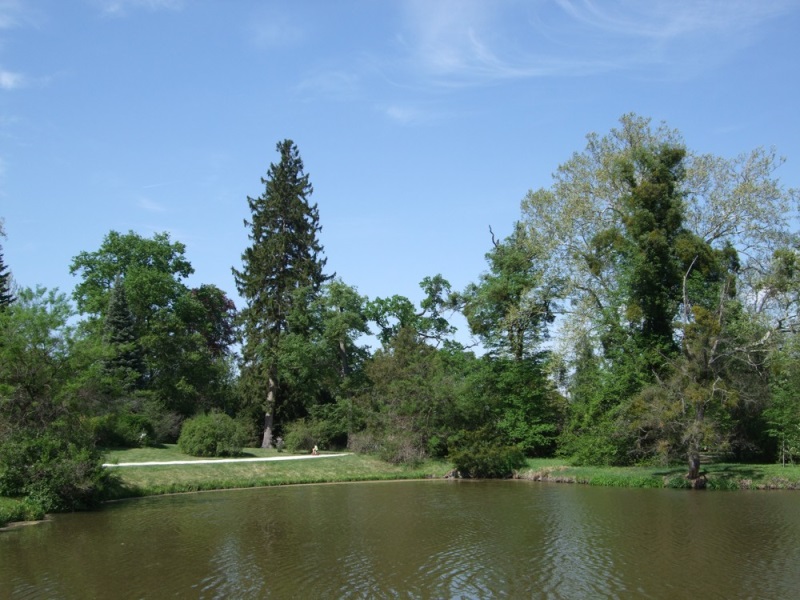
[105,447,800,501]
[104,445,453,500]
[103,443,284,464]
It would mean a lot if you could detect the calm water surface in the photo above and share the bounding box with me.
[2,480,799,599]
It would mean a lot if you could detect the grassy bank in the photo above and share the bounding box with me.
[5,448,800,529]
[103,445,453,500]
[0,497,45,529]
[518,459,800,490]
[105,447,800,498]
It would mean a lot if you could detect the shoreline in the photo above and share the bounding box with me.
[5,455,800,530]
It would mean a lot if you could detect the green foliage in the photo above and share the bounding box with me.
[353,327,461,463]
[517,114,799,467]
[448,430,526,478]
[367,275,457,346]
[282,419,315,452]
[177,412,251,457]
[90,411,154,448]
[0,253,14,310]
[0,497,46,527]
[70,230,238,418]
[0,286,116,512]
[0,424,112,512]
[586,474,663,488]
[0,221,13,309]
[233,140,330,446]
[0,287,75,425]
[70,230,193,320]
[461,223,561,360]
[468,356,561,456]
[764,341,800,464]
[104,278,144,390]
[306,402,351,449]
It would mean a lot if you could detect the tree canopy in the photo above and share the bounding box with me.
[3,120,800,515]
[233,139,330,447]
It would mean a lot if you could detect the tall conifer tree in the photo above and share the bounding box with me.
[104,276,144,391]
[233,140,328,447]
[0,223,14,309]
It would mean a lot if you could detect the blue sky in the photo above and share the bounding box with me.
[2,0,799,344]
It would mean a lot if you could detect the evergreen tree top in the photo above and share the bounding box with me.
[0,232,16,309]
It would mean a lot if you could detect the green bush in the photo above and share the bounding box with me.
[448,430,526,478]
[90,412,154,448]
[177,412,250,457]
[283,419,315,453]
[307,403,350,449]
[346,429,426,465]
[0,425,113,512]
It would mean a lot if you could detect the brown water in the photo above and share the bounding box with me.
[2,480,799,599]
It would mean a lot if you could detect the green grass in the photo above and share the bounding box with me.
[5,449,800,528]
[103,443,282,464]
[0,496,46,529]
[517,458,800,490]
[104,446,453,500]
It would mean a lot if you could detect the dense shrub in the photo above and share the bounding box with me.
[283,419,315,453]
[140,399,183,444]
[448,430,526,478]
[283,409,349,453]
[307,403,350,449]
[177,412,250,457]
[90,412,154,448]
[0,425,113,512]
[347,430,426,465]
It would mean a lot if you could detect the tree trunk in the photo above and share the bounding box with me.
[261,412,273,449]
[261,370,277,448]
[687,451,701,480]
[687,403,705,480]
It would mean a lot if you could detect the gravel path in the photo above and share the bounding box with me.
[103,453,350,467]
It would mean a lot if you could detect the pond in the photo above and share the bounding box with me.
[2,480,799,598]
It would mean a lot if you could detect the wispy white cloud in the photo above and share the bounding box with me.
[554,0,795,40]
[380,102,461,125]
[0,1,40,90]
[383,104,422,124]
[0,0,34,30]
[296,70,360,102]
[0,2,18,29]
[90,0,184,18]
[141,180,177,190]
[137,197,167,213]
[248,11,305,49]
[0,68,23,90]
[395,0,797,87]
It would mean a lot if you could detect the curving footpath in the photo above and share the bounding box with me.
[103,453,350,467]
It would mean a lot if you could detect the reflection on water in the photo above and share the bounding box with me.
[2,480,800,598]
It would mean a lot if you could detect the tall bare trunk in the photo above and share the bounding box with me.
[687,403,705,480]
[687,450,701,480]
